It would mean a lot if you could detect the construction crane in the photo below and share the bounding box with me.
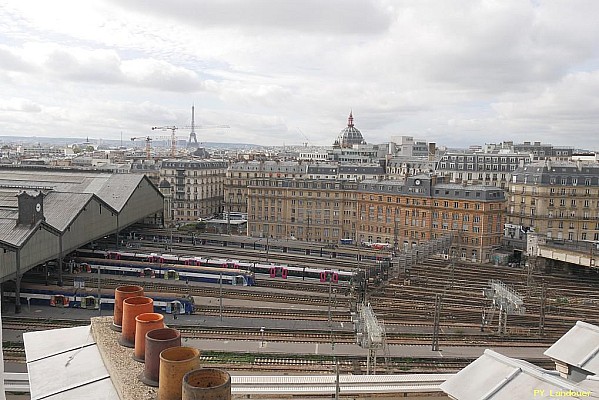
[182,105,230,148]
[151,126,178,157]
[130,136,153,160]
[297,128,313,147]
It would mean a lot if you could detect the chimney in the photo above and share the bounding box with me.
[428,142,436,161]
[182,368,232,400]
[17,191,45,226]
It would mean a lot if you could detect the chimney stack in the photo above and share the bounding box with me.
[16,191,45,226]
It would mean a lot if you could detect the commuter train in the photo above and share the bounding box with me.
[121,230,393,262]
[72,257,254,287]
[5,283,194,314]
[73,248,356,285]
[361,242,392,250]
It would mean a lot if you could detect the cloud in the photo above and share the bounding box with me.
[112,0,392,35]
[2,1,599,149]
[121,59,206,92]
[489,71,599,146]
[0,45,37,72]
[43,46,124,83]
[0,42,208,93]
[0,98,42,113]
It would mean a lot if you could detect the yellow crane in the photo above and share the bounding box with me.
[130,136,153,160]
[151,126,179,158]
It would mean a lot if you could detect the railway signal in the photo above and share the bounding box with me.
[482,280,525,334]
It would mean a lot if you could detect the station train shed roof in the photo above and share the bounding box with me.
[0,167,163,283]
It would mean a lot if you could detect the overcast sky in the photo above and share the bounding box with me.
[2,1,599,149]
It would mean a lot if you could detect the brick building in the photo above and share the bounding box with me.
[357,175,506,262]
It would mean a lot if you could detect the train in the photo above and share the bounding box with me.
[361,242,392,250]
[5,283,194,314]
[119,228,393,262]
[72,248,357,285]
[71,256,255,287]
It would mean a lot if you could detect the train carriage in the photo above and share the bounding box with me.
[5,284,194,314]
[72,255,255,286]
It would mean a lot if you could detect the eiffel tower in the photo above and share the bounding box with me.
[187,105,198,148]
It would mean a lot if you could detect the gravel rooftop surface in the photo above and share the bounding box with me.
[91,316,157,400]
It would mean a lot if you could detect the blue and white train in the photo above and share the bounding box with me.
[6,284,194,314]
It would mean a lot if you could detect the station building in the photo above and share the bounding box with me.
[246,174,506,262]
[0,167,163,313]
[357,175,506,262]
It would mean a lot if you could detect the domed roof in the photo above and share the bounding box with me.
[158,179,171,188]
[334,112,366,148]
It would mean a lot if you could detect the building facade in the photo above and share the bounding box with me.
[512,141,573,161]
[247,178,358,242]
[245,174,505,262]
[437,151,531,189]
[385,156,436,179]
[507,161,599,251]
[160,159,227,224]
[224,160,308,214]
[357,175,506,262]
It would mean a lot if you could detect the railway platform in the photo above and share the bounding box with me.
[181,337,550,361]
[3,304,550,362]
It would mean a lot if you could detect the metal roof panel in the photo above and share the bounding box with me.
[440,350,590,400]
[24,325,95,362]
[43,192,94,232]
[544,321,599,375]
[27,345,112,400]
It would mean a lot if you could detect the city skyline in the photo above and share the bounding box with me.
[2,1,599,149]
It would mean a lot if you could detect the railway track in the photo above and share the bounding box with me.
[3,315,553,349]
[97,232,387,271]
[22,257,598,343]
[10,241,597,376]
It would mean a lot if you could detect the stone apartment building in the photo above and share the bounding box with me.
[436,151,531,189]
[224,160,308,214]
[246,178,359,242]
[506,161,599,250]
[512,141,574,161]
[160,159,227,224]
[437,142,576,189]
